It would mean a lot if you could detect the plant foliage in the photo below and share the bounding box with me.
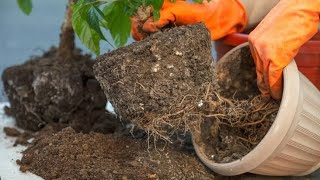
[17,0,204,55]
[17,0,33,15]
[72,0,203,55]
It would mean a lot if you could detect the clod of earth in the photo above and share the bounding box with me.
[94,23,215,142]
[3,127,21,137]
[2,48,120,134]
[3,127,33,146]
[135,6,153,22]
[94,23,280,163]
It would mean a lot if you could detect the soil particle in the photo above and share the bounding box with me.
[2,48,120,134]
[18,127,214,180]
[3,127,33,146]
[4,127,21,137]
[13,132,33,146]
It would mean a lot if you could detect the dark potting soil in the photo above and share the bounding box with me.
[192,44,280,163]
[17,127,215,180]
[94,23,215,141]
[2,48,120,134]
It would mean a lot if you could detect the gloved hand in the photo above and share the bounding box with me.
[131,6,154,41]
[131,0,282,40]
[132,0,247,40]
[131,17,148,41]
[248,0,320,100]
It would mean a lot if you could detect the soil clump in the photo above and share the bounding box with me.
[2,48,120,134]
[94,23,215,142]
[3,127,33,146]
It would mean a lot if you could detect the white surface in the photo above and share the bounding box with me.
[106,101,115,114]
[0,102,42,180]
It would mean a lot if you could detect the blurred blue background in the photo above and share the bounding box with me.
[0,0,216,102]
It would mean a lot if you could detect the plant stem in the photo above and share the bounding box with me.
[58,0,75,61]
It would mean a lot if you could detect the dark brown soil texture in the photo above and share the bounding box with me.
[94,23,214,141]
[4,127,21,137]
[215,44,259,100]
[192,44,280,163]
[3,127,33,146]
[2,48,120,133]
[18,127,215,180]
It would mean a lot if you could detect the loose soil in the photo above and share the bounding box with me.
[17,127,215,180]
[192,44,280,163]
[2,48,120,134]
[94,23,280,163]
[3,127,33,146]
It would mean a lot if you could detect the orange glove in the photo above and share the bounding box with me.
[131,6,154,41]
[131,17,148,41]
[132,0,247,40]
[248,0,320,100]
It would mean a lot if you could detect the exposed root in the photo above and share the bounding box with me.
[132,81,278,146]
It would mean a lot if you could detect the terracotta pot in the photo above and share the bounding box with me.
[214,31,320,90]
[193,43,320,176]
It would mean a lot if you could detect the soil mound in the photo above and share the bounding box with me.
[17,127,214,180]
[2,48,119,133]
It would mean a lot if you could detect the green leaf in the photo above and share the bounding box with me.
[16,0,32,15]
[193,0,203,3]
[86,5,106,41]
[72,0,101,55]
[102,1,131,47]
[146,0,163,21]
[147,0,163,10]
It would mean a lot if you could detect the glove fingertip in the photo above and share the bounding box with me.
[143,22,160,33]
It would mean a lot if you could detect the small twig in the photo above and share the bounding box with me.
[204,83,211,100]
[135,82,146,90]
[111,81,124,86]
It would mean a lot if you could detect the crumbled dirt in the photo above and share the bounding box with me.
[4,127,21,137]
[2,48,120,134]
[13,131,33,146]
[215,44,259,100]
[18,127,214,180]
[94,23,215,141]
[4,127,33,146]
[193,95,278,163]
[135,6,152,22]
